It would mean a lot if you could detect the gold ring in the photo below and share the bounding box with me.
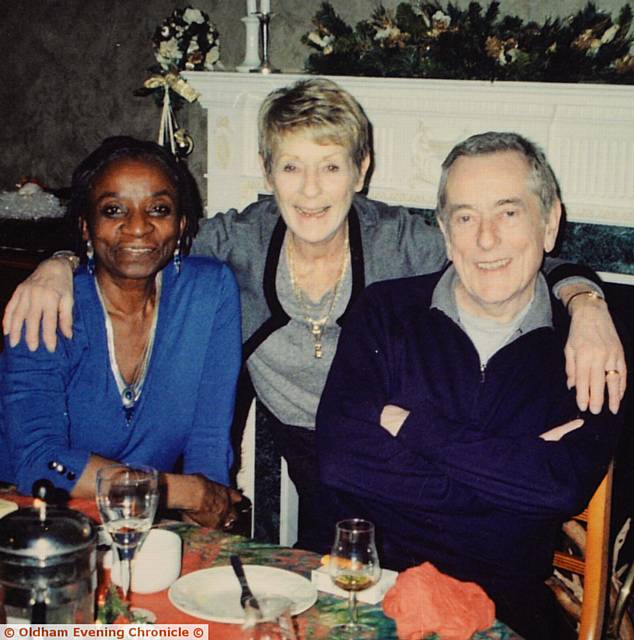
[605,369,620,376]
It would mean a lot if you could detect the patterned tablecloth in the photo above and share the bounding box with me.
[0,490,522,639]
[123,524,523,640]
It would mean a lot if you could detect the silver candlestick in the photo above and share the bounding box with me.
[251,12,280,74]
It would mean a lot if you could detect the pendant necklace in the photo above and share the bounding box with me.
[96,274,161,424]
[286,228,349,359]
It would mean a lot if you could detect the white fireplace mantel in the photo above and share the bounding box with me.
[184,71,634,227]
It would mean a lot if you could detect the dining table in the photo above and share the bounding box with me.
[0,487,523,639]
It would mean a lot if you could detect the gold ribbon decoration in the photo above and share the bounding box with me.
[143,72,200,103]
[143,72,199,156]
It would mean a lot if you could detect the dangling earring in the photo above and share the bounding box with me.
[173,239,182,275]
[86,239,95,275]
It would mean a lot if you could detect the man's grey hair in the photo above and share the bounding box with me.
[436,131,560,222]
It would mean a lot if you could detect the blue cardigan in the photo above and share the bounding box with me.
[0,257,241,495]
[317,270,623,594]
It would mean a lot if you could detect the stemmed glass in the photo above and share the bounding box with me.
[328,518,381,639]
[96,464,159,602]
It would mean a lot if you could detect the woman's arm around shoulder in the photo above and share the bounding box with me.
[359,197,447,278]
[191,198,278,261]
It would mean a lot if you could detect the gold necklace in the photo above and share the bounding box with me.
[286,229,350,359]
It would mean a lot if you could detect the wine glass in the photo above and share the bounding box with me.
[96,464,159,603]
[328,518,381,639]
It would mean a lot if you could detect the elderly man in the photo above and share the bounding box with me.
[316,132,626,639]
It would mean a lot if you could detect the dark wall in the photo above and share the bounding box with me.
[0,0,250,193]
[2,1,174,190]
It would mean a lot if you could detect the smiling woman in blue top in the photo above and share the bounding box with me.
[0,137,244,529]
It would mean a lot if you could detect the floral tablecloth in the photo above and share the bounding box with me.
[0,489,522,639]
[125,524,523,640]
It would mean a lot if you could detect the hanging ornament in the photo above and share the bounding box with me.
[174,128,194,157]
[143,72,199,156]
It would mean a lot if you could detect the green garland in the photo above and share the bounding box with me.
[302,1,634,83]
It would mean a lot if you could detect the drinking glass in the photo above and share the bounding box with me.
[328,518,381,639]
[95,464,159,601]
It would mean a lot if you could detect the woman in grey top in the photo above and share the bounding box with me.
[3,78,627,550]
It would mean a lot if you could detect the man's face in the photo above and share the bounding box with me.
[439,150,561,322]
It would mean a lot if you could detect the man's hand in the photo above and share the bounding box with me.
[564,293,626,415]
[183,476,245,530]
[539,418,584,442]
[2,257,75,352]
[380,404,410,437]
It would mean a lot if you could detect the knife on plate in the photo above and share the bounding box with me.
[230,554,261,612]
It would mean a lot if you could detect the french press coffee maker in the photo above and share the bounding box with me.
[0,482,97,623]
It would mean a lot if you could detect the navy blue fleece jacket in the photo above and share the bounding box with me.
[316,269,623,593]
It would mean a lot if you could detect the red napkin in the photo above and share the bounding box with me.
[382,562,495,640]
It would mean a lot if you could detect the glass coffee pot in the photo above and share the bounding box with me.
[0,482,97,623]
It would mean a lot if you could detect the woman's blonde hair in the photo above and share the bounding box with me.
[258,78,371,174]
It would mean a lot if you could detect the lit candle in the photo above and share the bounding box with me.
[246,0,257,14]
[261,0,270,14]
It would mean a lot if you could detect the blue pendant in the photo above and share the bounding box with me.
[122,387,136,407]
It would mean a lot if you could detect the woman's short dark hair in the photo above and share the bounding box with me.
[68,136,202,258]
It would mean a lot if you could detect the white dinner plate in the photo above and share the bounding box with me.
[0,499,18,520]
[168,565,318,623]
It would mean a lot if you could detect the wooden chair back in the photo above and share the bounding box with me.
[553,463,613,640]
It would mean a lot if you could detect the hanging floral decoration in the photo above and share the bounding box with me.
[136,6,222,158]
[153,6,220,73]
[302,1,634,83]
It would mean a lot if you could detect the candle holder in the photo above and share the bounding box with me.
[251,12,280,74]
[237,15,261,72]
